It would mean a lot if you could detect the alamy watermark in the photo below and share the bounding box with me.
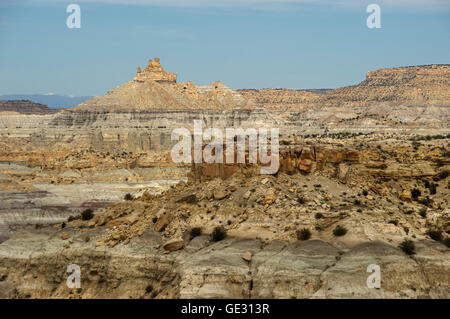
[171,120,280,175]
[366,4,381,29]
[66,264,81,289]
[366,264,381,289]
[66,4,81,29]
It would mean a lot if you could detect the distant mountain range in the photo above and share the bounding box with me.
[0,94,93,109]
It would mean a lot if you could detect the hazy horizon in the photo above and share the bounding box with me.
[0,0,449,96]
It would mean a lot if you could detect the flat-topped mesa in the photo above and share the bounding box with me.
[134,57,177,83]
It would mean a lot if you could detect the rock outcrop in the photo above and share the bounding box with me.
[240,65,450,110]
[74,58,252,111]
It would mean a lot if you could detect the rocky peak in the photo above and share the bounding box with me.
[133,57,177,83]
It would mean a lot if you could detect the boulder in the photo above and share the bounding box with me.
[154,214,170,232]
[163,237,184,252]
[242,251,252,262]
[213,188,228,200]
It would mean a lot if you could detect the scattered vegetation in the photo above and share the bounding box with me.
[152,216,158,223]
[419,208,427,218]
[429,183,437,195]
[315,212,323,219]
[438,170,449,180]
[411,188,421,200]
[61,222,66,229]
[443,237,450,248]
[68,215,80,222]
[399,239,415,255]
[145,285,153,293]
[124,193,133,201]
[333,225,347,237]
[296,228,311,241]
[211,226,227,242]
[81,209,94,221]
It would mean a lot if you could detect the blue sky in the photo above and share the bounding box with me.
[0,0,449,96]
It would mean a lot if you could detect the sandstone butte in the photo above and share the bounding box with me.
[72,59,450,112]
[73,57,253,112]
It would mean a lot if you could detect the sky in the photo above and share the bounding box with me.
[0,0,449,96]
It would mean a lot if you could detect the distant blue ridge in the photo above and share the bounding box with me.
[0,94,93,109]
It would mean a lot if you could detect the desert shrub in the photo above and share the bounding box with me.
[152,216,158,223]
[443,237,450,248]
[411,188,421,200]
[426,229,443,242]
[354,199,361,206]
[399,239,415,255]
[315,212,323,219]
[211,226,227,242]
[419,208,427,218]
[190,227,202,239]
[297,228,311,241]
[68,215,80,222]
[438,170,449,180]
[81,209,94,221]
[61,222,66,229]
[424,181,430,189]
[333,225,347,237]
[430,183,437,195]
[145,285,153,293]
[297,196,306,204]
[124,193,133,201]
[418,196,432,207]
[362,190,368,196]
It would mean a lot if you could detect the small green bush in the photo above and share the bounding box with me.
[211,226,227,242]
[297,228,311,241]
[426,229,443,242]
[399,239,415,255]
[124,193,133,201]
[68,215,80,222]
[362,190,368,196]
[419,208,427,218]
[411,188,421,200]
[152,216,158,223]
[333,225,347,237]
[443,237,450,248]
[145,285,153,293]
[438,170,449,180]
[81,209,94,221]
[430,183,437,195]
